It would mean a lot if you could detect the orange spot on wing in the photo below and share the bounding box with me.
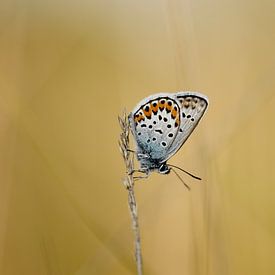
[165,102,172,112]
[143,106,152,118]
[151,103,158,113]
[134,114,139,123]
[183,100,190,108]
[134,113,145,123]
[138,115,144,122]
[171,108,178,119]
[158,100,165,110]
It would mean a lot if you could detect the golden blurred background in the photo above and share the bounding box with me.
[0,0,275,274]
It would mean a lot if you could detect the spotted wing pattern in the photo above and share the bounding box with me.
[163,92,208,161]
[131,96,181,161]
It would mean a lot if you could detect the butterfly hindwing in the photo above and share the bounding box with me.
[130,95,181,161]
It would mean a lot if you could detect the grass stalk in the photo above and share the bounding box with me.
[118,111,143,275]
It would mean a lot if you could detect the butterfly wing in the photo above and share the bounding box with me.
[162,91,208,162]
[129,93,181,164]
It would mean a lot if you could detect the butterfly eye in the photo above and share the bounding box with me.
[159,164,170,174]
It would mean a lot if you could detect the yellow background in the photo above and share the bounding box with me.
[0,0,275,274]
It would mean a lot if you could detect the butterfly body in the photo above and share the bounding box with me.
[129,92,208,175]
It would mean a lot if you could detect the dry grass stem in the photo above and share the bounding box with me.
[118,111,143,275]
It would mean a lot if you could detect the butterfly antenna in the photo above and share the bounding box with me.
[168,164,202,180]
[171,168,190,190]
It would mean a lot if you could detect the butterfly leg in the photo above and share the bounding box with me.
[133,174,149,181]
[127,149,136,153]
[133,167,149,179]
[128,168,148,175]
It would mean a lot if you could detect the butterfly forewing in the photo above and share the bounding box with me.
[163,92,208,160]
[130,95,181,161]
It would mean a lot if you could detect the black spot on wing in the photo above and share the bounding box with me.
[155,129,163,134]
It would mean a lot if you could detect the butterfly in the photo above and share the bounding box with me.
[128,91,208,178]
